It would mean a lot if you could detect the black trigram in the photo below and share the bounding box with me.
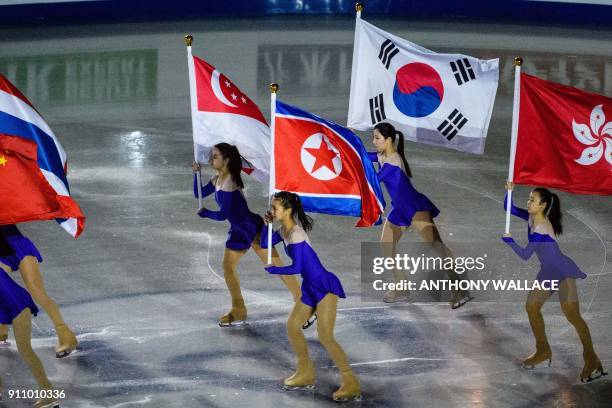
[378,39,399,70]
[369,93,386,124]
[450,58,476,85]
[437,109,468,141]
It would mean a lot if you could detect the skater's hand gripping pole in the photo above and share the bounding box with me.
[505,57,523,236]
[268,83,279,264]
[193,162,203,210]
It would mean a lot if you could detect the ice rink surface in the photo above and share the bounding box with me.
[0,16,611,407]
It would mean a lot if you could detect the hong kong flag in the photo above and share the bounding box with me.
[188,52,270,182]
[514,73,612,195]
[273,100,385,227]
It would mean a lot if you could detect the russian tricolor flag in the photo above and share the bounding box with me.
[273,100,385,227]
[0,74,85,238]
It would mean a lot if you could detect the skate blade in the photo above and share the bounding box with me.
[282,383,315,391]
[581,369,608,383]
[302,315,317,330]
[451,295,474,310]
[218,320,247,327]
[55,347,77,359]
[35,400,60,408]
[333,394,363,403]
[522,358,552,369]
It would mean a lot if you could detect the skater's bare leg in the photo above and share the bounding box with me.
[19,256,77,357]
[523,288,553,367]
[284,301,316,389]
[558,279,606,381]
[12,309,55,399]
[315,294,361,401]
[412,211,471,308]
[380,219,408,302]
[219,248,248,326]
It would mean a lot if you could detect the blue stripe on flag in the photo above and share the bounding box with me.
[299,195,361,217]
[0,111,69,191]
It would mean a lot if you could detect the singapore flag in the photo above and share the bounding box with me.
[187,53,270,182]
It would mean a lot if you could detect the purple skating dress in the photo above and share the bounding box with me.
[0,244,38,324]
[502,194,586,284]
[0,225,43,271]
[194,175,264,251]
[261,225,346,308]
[368,152,439,227]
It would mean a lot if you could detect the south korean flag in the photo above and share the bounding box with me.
[347,18,499,154]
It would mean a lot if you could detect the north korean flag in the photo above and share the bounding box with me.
[273,100,385,227]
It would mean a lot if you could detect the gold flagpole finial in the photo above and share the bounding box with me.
[514,57,523,67]
[269,83,279,93]
[184,35,193,47]
[355,2,364,12]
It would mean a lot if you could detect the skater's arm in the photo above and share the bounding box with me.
[502,234,545,261]
[259,224,283,248]
[265,244,303,275]
[503,192,529,221]
[198,190,232,221]
[367,152,379,163]
[502,236,533,260]
[193,175,216,199]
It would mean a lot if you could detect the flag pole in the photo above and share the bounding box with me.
[267,83,279,264]
[347,2,363,127]
[185,34,203,210]
[505,56,523,236]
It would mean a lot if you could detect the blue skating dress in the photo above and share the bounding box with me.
[194,175,264,251]
[0,240,39,324]
[368,152,439,227]
[502,194,586,284]
[261,225,346,308]
[0,225,43,272]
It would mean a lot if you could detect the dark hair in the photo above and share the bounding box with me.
[0,235,14,257]
[214,143,244,189]
[374,122,412,177]
[532,187,562,236]
[273,191,313,232]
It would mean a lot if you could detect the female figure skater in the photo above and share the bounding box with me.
[0,225,77,358]
[369,122,471,308]
[193,143,301,327]
[502,183,607,382]
[261,191,361,402]
[0,235,60,408]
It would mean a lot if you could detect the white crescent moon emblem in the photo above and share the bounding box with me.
[211,70,237,108]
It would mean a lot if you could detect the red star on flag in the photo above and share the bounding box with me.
[305,139,338,173]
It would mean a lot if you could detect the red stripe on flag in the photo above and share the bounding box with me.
[0,74,36,111]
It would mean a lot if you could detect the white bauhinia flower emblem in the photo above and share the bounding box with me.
[572,105,612,166]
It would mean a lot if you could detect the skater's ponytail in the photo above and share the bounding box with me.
[533,187,563,236]
[215,143,244,189]
[273,191,313,232]
[374,122,412,177]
